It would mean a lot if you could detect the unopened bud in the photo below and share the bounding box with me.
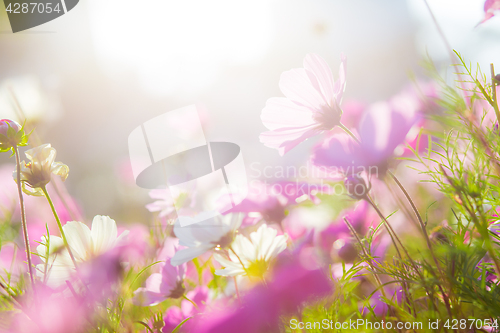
[344,174,370,200]
[337,242,358,262]
[0,119,27,152]
[495,74,500,85]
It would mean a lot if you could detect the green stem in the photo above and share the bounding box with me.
[14,146,35,289]
[338,122,360,143]
[182,294,199,310]
[41,186,78,269]
[491,63,500,125]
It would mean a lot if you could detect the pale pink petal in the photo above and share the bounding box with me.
[261,97,315,130]
[279,68,327,110]
[260,126,321,156]
[303,54,336,106]
[333,53,347,103]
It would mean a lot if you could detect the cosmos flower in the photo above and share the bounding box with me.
[312,95,418,176]
[36,215,129,288]
[162,286,209,332]
[260,53,346,155]
[187,254,333,333]
[219,181,331,226]
[13,144,69,196]
[214,224,288,278]
[134,238,187,306]
[170,213,242,266]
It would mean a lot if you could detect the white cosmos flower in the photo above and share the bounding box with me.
[13,143,69,196]
[36,215,129,287]
[170,212,241,266]
[214,224,288,278]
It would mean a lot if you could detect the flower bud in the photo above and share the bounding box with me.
[495,74,500,85]
[344,174,370,200]
[0,119,27,152]
[337,241,358,262]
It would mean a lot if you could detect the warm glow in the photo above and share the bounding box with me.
[89,0,273,95]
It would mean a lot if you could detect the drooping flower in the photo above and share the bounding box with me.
[162,286,209,332]
[13,144,69,196]
[312,95,418,176]
[214,224,288,278]
[480,0,500,24]
[134,238,187,306]
[36,215,129,287]
[260,53,346,155]
[170,213,241,266]
[0,119,28,153]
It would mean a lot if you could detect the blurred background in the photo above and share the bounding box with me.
[0,0,498,222]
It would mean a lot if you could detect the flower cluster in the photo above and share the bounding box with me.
[1,2,500,331]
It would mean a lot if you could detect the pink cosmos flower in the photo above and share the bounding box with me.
[134,238,187,306]
[219,180,331,225]
[312,94,418,176]
[162,286,209,332]
[133,259,186,306]
[186,254,332,333]
[260,53,346,155]
[315,201,374,253]
[480,0,500,24]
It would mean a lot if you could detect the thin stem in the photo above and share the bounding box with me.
[14,146,35,289]
[182,294,199,310]
[366,197,419,273]
[344,218,403,322]
[233,276,241,305]
[343,218,385,290]
[387,171,443,268]
[41,186,78,269]
[491,63,500,125]
[338,123,360,143]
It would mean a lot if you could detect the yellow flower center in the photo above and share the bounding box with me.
[246,259,268,278]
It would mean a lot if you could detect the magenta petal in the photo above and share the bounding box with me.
[162,306,184,333]
[312,133,360,170]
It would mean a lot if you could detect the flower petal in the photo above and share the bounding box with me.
[279,68,328,111]
[63,221,92,261]
[303,54,336,107]
[261,97,315,131]
[90,215,118,254]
